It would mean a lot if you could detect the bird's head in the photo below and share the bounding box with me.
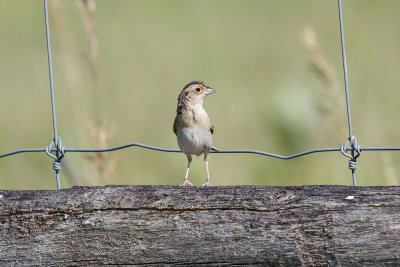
[177,80,215,107]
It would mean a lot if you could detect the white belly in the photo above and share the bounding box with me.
[177,125,213,156]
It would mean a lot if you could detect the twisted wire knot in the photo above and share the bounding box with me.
[341,136,361,170]
[53,161,62,171]
[348,159,357,170]
[45,137,66,171]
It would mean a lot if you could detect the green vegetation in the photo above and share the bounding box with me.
[1,0,399,189]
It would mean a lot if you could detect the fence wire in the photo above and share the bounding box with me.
[1,0,399,189]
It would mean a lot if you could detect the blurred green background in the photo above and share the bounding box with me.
[1,0,400,189]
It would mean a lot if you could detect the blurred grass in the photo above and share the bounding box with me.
[1,0,400,189]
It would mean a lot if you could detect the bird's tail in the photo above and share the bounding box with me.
[211,146,220,152]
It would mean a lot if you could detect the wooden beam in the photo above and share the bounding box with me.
[1,185,399,265]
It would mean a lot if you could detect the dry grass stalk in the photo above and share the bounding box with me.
[302,26,347,142]
[303,26,398,184]
[75,0,98,81]
[84,118,119,184]
[303,27,337,88]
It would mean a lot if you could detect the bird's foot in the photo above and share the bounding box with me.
[202,180,212,187]
[180,179,193,186]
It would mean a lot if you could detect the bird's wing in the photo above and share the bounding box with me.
[210,120,214,134]
[173,119,177,135]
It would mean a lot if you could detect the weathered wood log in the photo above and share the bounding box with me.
[0,185,399,266]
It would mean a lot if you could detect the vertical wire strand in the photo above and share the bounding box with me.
[338,0,353,138]
[338,0,357,186]
[44,0,61,189]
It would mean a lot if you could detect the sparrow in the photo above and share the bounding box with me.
[173,80,216,186]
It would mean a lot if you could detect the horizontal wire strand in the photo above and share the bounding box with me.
[1,144,400,160]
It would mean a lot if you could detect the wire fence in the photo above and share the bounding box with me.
[1,0,400,189]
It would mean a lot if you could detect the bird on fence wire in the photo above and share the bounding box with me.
[173,80,218,186]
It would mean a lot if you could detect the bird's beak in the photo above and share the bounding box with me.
[205,87,216,95]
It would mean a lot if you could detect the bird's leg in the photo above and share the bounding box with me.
[180,154,193,186]
[202,153,212,186]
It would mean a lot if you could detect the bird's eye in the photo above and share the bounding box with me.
[196,88,201,92]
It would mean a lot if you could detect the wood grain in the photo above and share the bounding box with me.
[1,185,399,266]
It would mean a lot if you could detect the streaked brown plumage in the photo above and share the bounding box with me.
[173,80,216,186]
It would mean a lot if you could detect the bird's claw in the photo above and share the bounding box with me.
[202,180,212,187]
[180,179,193,186]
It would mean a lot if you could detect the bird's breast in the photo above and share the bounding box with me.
[176,125,213,156]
